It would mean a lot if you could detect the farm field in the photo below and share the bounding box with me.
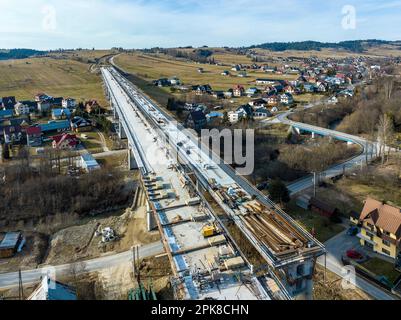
[0,56,107,106]
[114,52,298,91]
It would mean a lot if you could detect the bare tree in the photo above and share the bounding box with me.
[383,77,394,101]
[377,114,394,164]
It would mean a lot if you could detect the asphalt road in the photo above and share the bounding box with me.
[268,109,378,195]
[0,241,164,289]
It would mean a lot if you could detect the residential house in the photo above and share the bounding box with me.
[28,276,77,301]
[194,104,208,112]
[52,133,79,150]
[71,116,93,133]
[85,100,100,114]
[169,77,181,86]
[338,89,354,98]
[357,198,401,259]
[231,65,241,72]
[62,98,77,109]
[39,120,70,134]
[262,66,276,73]
[184,103,196,111]
[194,85,212,95]
[185,111,207,130]
[303,83,316,93]
[253,107,271,119]
[80,153,101,172]
[246,87,259,97]
[256,78,277,85]
[2,96,16,110]
[310,197,338,218]
[35,93,51,102]
[280,93,294,105]
[316,81,328,92]
[349,211,360,225]
[284,85,298,95]
[273,84,284,93]
[249,98,266,108]
[223,91,233,99]
[228,111,240,123]
[212,91,225,99]
[154,78,170,87]
[3,125,23,144]
[26,126,42,147]
[19,100,38,114]
[37,100,51,113]
[238,71,247,78]
[0,232,23,259]
[52,108,71,120]
[0,118,29,133]
[0,109,14,120]
[233,85,245,97]
[198,68,204,74]
[266,95,279,106]
[328,96,338,105]
[335,73,346,84]
[297,75,308,83]
[49,97,63,107]
[221,70,230,76]
[206,111,223,123]
[236,104,253,119]
[264,86,278,95]
[296,195,312,210]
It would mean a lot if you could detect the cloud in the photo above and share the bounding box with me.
[0,0,399,49]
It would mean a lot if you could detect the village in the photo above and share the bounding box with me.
[0,93,119,172]
[148,54,382,130]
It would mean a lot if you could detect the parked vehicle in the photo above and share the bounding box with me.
[257,182,269,190]
[346,249,363,260]
[347,226,359,236]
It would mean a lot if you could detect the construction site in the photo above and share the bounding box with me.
[102,66,325,300]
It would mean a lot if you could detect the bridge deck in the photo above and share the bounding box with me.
[102,67,290,300]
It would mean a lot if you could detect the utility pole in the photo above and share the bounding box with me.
[18,269,24,300]
[313,172,317,197]
[132,245,141,285]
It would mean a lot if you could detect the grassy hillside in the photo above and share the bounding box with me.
[0,56,107,106]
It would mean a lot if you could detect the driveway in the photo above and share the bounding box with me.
[317,230,397,300]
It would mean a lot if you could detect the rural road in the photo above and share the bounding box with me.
[0,241,164,289]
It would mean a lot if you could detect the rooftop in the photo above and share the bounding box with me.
[360,198,401,237]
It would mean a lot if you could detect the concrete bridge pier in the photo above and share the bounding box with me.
[118,121,127,139]
[128,146,138,170]
[293,127,301,135]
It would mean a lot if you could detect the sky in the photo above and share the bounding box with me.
[0,0,400,50]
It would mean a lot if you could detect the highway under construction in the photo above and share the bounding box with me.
[101,66,326,300]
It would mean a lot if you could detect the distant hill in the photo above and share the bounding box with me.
[0,49,47,60]
[246,40,397,53]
